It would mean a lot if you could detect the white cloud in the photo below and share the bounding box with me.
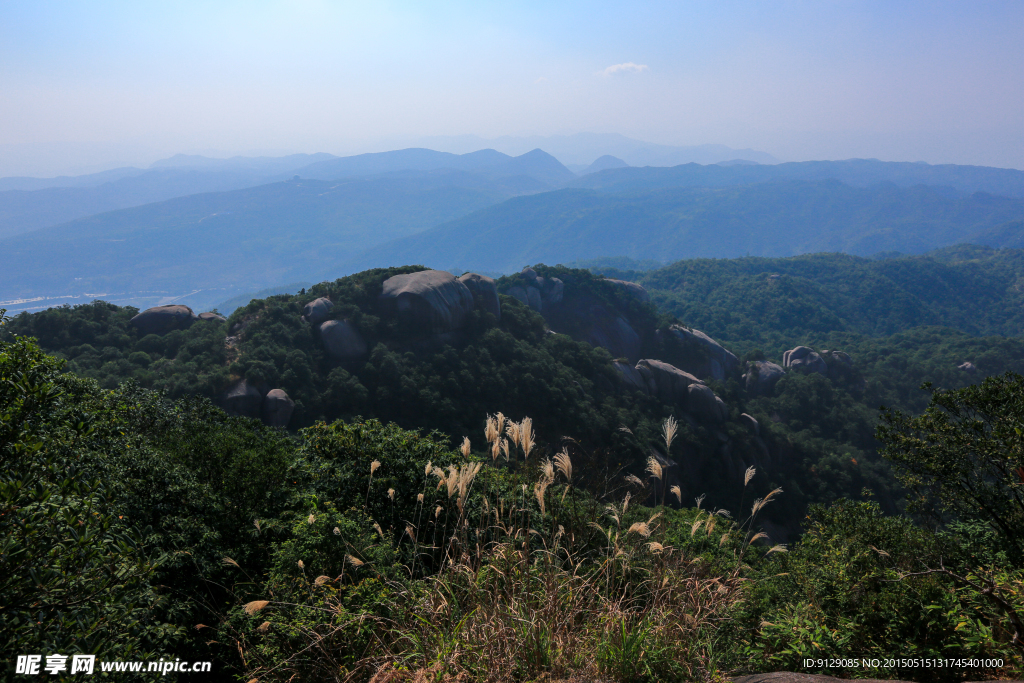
[601,62,648,76]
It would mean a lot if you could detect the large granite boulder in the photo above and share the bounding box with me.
[612,360,649,394]
[379,270,475,334]
[220,379,264,418]
[635,359,703,405]
[320,319,368,361]
[458,272,501,320]
[605,279,650,303]
[959,361,978,374]
[197,311,227,323]
[586,315,641,361]
[687,384,729,422]
[744,361,785,396]
[665,325,739,381]
[507,268,566,313]
[783,346,827,375]
[261,389,295,429]
[130,305,197,336]
[302,297,333,325]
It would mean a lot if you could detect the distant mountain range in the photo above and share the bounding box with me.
[1,148,1023,315]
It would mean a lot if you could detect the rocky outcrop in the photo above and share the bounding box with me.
[664,325,739,381]
[739,413,760,435]
[508,267,566,313]
[783,346,828,375]
[379,270,475,334]
[586,315,641,361]
[612,360,648,393]
[220,379,264,419]
[458,272,501,320]
[688,383,729,422]
[604,279,650,303]
[959,361,978,374]
[130,305,197,336]
[319,319,368,361]
[197,311,227,323]
[744,361,785,396]
[261,389,295,429]
[302,297,333,325]
[636,359,703,404]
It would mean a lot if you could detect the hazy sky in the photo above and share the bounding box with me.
[1,1,1022,174]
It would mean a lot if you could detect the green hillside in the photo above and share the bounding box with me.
[346,180,1024,274]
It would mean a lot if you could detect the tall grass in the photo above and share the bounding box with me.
[233,417,783,683]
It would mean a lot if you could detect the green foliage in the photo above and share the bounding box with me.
[878,372,1024,562]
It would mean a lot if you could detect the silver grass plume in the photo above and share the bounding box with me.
[670,485,682,504]
[744,466,756,487]
[662,415,678,453]
[554,448,573,483]
[646,455,663,482]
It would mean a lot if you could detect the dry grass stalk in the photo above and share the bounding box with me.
[554,449,573,483]
[500,437,509,461]
[627,522,652,537]
[646,455,663,481]
[297,560,304,570]
[388,488,395,501]
[624,474,643,488]
[461,436,471,458]
[662,415,678,453]
[333,526,341,536]
[540,458,555,484]
[744,466,756,487]
[767,544,788,554]
[222,557,240,568]
[314,575,331,586]
[244,600,269,615]
[434,505,443,519]
[671,485,682,504]
[307,514,316,525]
[370,460,381,475]
[346,554,365,568]
[257,621,270,633]
[506,420,521,449]
[749,531,769,544]
[520,417,535,459]
[374,522,384,538]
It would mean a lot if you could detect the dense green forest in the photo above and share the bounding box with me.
[5,300,1024,681]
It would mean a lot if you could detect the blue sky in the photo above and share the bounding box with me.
[1,1,1022,172]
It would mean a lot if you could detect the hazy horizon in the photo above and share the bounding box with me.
[2,1,1022,177]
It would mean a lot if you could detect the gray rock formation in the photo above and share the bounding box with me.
[130,305,197,336]
[783,346,828,375]
[458,272,501,320]
[612,360,649,394]
[508,268,566,313]
[744,361,785,396]
[739,413,760,435]
[319,319,368,361]
[687,384,729,422]
[586,315,641,361]
[604,279,650,303]
[959,361,978,374]
[197,311,227,323]
[379,270,475,334]
[507,285,529,306]
[261,389,295,429]
[220,379,264,418]
[302,297,334,325]
[636,359,703,405]
[527,286,543,312]
[665,325,739,381]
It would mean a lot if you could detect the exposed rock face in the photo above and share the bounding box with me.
[220,379,264,418]
[586,315,641,361]
[130,305,197,336]
[783,346,828,375]
[508,268,566,313]
[959,361,978,374]
[739,413,760,435]
[379,270,475,334]
[636,359,703,405]
[665,325,739,381]
[744,361,785,396]
[197,311,227,323]
[458,272,501,320]
[604,279,650,303]
[261,389,295,429]
[302,297,334,325]
[527,287,543,311]
[612,360,648,394]
[319,319,368,361]
[686,384,728,422]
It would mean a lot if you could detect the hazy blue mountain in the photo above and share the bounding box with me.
[0,174,521,312]
[212,282,313,315]
[0,166,146,192]
[412,132,780,166]
[581,155,630,175]
[972,220,1024,249]
[572,158,1024,198]
[342,179,1024,275]
[292,147,575,185]
[149,152,337,174]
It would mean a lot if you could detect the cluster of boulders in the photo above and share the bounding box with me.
[378,269,500,336]
[506,267,644,361]
[662,325,739,381]
[220,379,295,428]
[129,304,226,336]
[613,358,729,423]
